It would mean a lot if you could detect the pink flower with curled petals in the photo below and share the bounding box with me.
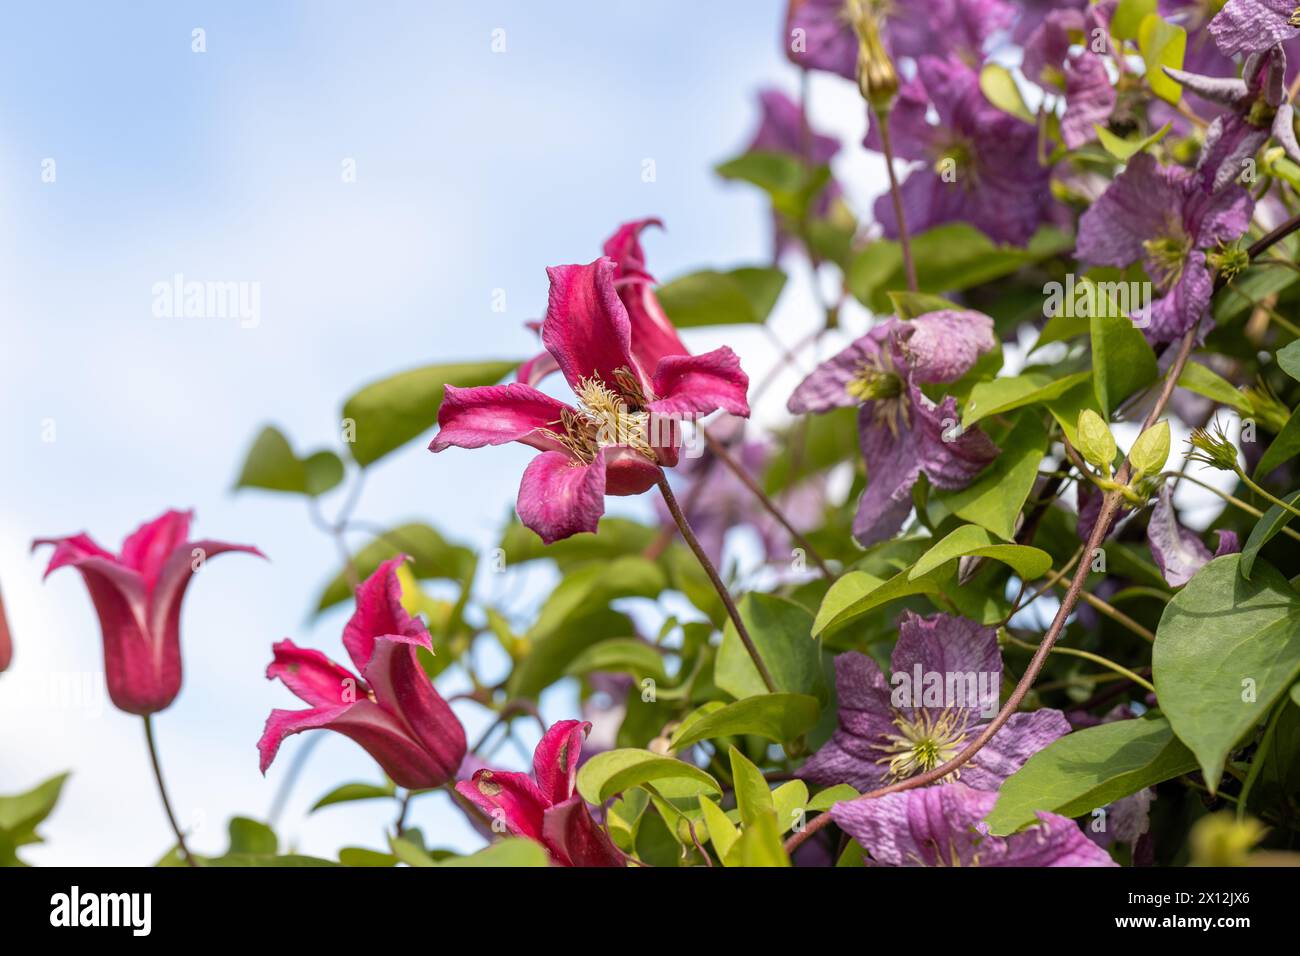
[432,233,750,545]
[34,509,263,715]
[258,556,467,791]
[456,719,624,867]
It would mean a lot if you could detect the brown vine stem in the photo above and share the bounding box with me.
[784,211,1300,856]
[656,473,778,693]
[144,715,197,867]
[873,105,918,293]
[702,430,833,579]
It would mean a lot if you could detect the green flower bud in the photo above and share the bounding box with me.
[1077,409,1117,472]
[1129,420,1171,479]
[1186,420,1240,473]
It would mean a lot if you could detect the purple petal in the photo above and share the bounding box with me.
[962,709,1072,790]
[787,325,893,415]
[797,651,897,792]
[895,310,997,384]
[784,0,858,79]
[1062,52,1117,149]
[1077,154,1189,267]
[1148,483,1215,586]
[889,611,1002,695]
[1209,0,1300,58]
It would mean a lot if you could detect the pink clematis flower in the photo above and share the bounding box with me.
[456,719,624,867]
[0,581,11,673]
[431,233,750,544]
[34,509,263,715]
[258,556,467,791]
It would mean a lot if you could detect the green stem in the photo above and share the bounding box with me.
[1003,635,1155,694]
[144,715,197,867]
[1160,471,1300,542]
[1238,470,1300,521]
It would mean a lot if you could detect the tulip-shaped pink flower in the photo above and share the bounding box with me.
[258,556,467,790]
[431,226,750,544]
[456,719,624,867]
[34,509,263,714]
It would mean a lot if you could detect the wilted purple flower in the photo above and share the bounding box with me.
[799,612,1070,791]
[744,89,844,257]
[866,56,1053,245]
[1022,7,1117,148]
[1076,153,1254,343]
[1147,484,1240,586]
[788,310,998,546]
[1209,0,1300,58]
[784,0,1014,78]
[1014,0,1088,41]
[1166,47,1300,192]
[833,782,1118,865]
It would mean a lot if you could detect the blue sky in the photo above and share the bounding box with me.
[0,0,894,864]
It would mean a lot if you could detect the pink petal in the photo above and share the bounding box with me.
[532,719,590,805]
[33,532,116,580]
[119,509,193,592]
[602,218,690,374]
[430,383,570,453]
[542,259,637,395]
[515,350,561,388]
[341,555,431,676]
[454,770,549,841]
[542,795,625,867]
[266,638,363,708]
[516,449,608,544]
[602,446,663,496]
[0,583,10,673]
[646,346,750,418]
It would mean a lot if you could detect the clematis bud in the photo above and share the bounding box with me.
[1128,421,1171,479]
[1077,410,1117,473]
[850,1,898,111]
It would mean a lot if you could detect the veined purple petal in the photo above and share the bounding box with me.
[788,324,894,415]
[797,651,898,792]
[1077,154,1189,267]
[961,709,1072,790]
[895,310,996,384]
[1148,483,1216,586]
[1062,52,1117,149]
[1209,0,1300,58]
[784,0,858,79]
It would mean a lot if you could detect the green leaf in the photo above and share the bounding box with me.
[577,749,721,804]
[1153,554,1300,791]
[315,522,476,614]
[772,780,811,835]
[715,150,808,194]
[1241,490,1300,580]
[342,360,517,467]
[0,772,69,836]
[1138,14,1186,105]
[669,694,821,750]
[338,847,400,867]
[656,267,787,328]
[565,638,668,684]
[434,839,551,867]
[729,746,774,826]
[234,425,344,497]
[310,781,396,812]
[1091,300,1158,417]
[1112,0,1156,39]
[227,817,278,855]
[813,566,944,637]
[938,413,1049,540]
[715,593,826,701]
[1177,362,1252,414]
[985,714,1198,835]
[698,796,739,858]
[1094,121,1172,161]
[498,516,658,568]
[723,808,790,867]
[979,63,1034,124]
[807,784,858,813]
[1253,405,1300,479]
[1277,340,1300,382]
[908,524,1052,581]
[963,370,1091,427]
[886,291,964,319]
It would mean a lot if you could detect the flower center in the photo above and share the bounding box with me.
[846,364,903,402]
[873,708,969,782]
[1141,235,1190,291]
[1290,6,1300,28]
[553,373,656,464]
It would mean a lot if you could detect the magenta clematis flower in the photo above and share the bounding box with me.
[456,719,624,867]
[34,509,263,715]
[784,0,1013,77]
[258,556,466,790]
[744,89,844,257]
[788,310,998,546]
[865,56,1054,246]
[1165,47,1300,192]
[1076,153,1254,343]
[832,782,1118,866]
[0,582,11,673]
[1209,0,1300,58]
[432,249,749,544]
[799,612,1070,792]
[1022,7,1118,149]
[1147,484,1240,587]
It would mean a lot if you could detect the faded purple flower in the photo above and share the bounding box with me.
[1147,484,1241,586]
[788,310,998,546]
[1023,8,1118,149]
[744,89,844,257]
[1209,0,1300,58]
[1166,46,1300,192]
[799,612,1070,792]
[866,56,1054,245]
[832,782,1118,866]
[1076,153,1254,342]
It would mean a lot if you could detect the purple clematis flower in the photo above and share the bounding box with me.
[832,782,1118,866]
[34,509,264,715]
[788,310,998,546]
[799,612,1071,791]
[1209,0,1300,58]
[1022,7,1118,149]
[784,0,1014,77]
[1166,47,1300,192]
[258,557,467,791]
[866,56,1054,245]
[1147,484,1240,586]
[1076,153,1254,343]
[432,248,749,544]
[744,89,844,257]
